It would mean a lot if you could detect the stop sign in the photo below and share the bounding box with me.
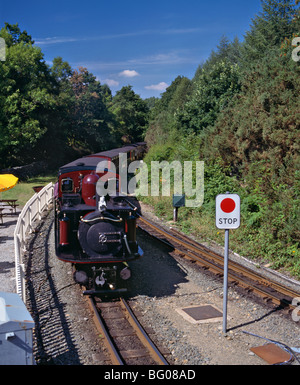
[216,194,240,229]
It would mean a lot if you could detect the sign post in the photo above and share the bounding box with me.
[172,194,185,222]
[216,193,240,334]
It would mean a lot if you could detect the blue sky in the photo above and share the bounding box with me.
[1,0,263,99]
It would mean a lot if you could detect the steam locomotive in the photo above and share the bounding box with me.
[54,143,146,295]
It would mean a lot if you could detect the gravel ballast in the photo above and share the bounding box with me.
[24,207,300,365]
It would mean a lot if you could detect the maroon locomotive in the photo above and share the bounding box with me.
[54,143,146,294]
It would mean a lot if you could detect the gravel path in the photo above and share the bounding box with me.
[130,231,300,365]
[24,206,300,366]
[0,211,19,293]
[24,211,110,365]
[129,203,300,365]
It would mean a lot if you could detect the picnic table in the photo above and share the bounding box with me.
[0,199,19,214]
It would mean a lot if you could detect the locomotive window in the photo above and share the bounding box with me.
[61,178,74,193]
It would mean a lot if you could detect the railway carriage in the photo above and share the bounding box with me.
[54,143,146,294]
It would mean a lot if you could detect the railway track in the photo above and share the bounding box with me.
[25,206,299,365]
[86,295,169,365]
[126,199,300,314]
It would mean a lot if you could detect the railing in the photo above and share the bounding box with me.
[14,182,54,302]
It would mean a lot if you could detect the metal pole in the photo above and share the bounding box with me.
[173,207,178,222]
[223,229,229,334]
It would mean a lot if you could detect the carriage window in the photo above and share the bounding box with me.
[61,178,74,193]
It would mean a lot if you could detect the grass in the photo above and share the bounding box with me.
[1,174,57,207]
[139,194,300,280]
[141,195,224,244]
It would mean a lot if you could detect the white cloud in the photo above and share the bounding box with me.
[127,50,195,66]
[72,48,199,74]
[34,36,81,45]
[145,82,169,91]
[119,70,140,78]
[34,28,204,46]
[103,79,119,87]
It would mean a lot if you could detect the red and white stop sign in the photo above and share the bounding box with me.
[216,194,240,229]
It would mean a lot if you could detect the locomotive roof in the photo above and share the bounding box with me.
[91,146,131,159]
[59,156,104,173]
[59,143,146,174]
[90,143,146,158]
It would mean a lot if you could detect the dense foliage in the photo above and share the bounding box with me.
[0,23,149,168]
[144,0,300,276]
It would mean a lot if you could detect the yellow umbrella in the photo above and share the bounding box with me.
[0,174,18,192]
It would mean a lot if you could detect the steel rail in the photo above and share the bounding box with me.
[86,293,168,365]
[135,212,300,311]
[169,226,300,303]
[119,297,169,365]
[85,295,124,365]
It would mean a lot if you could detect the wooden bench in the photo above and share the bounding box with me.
[0,199,19,215]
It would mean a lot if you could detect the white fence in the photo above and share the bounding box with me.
[14,182,54,302]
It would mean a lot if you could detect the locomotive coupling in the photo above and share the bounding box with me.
[73,263,132,292]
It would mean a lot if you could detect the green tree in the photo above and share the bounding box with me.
[68,66,115,153]
[145,76,192,147]
[51,56,73,87]
[193,36,242,85]
[0,22,34,47]
[241,0,299,65]
[110,85,149,143]
[207,46,300,251]
[0,23,118,168]
[210,47,299,183]
[177,60,241,135]
[0,23,56,166]
[38,57,75,166]
[207,36,242,66]
[152,76,191,115]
